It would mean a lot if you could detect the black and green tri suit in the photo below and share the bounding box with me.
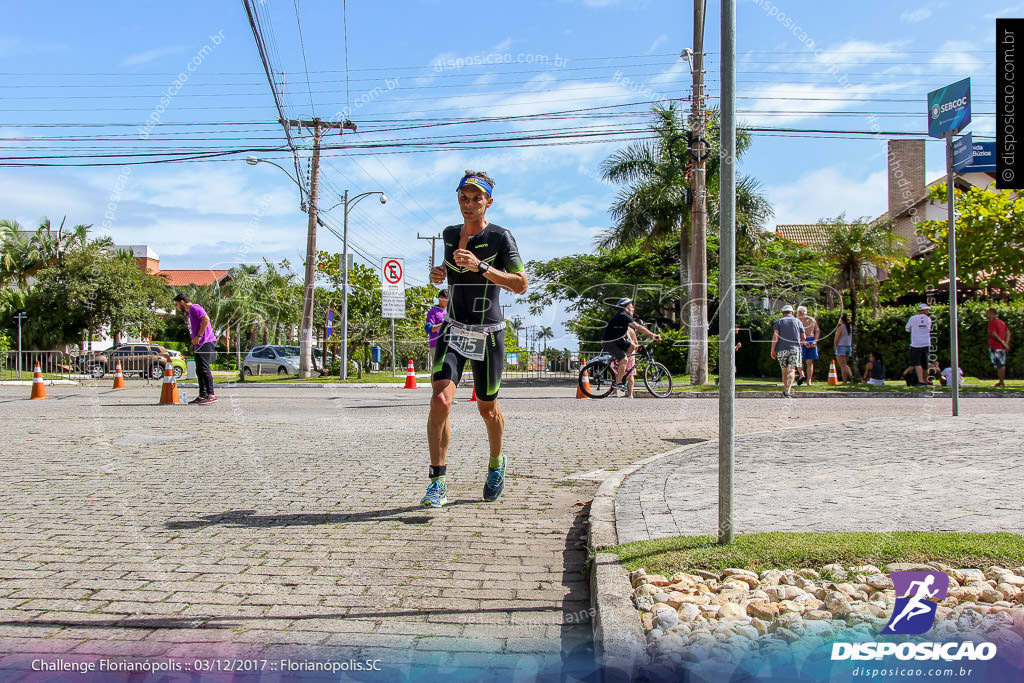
[431,222,524,401]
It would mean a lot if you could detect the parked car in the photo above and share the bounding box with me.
[242,345,325,376]
[76,344,184,380]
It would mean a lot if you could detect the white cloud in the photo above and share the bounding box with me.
[813,40,912,67]
[930,40,983,74]
[766,168,888,226]
[499,196,598,221]
[985,4,1024,19]
[648,35,670,54]
[739,82,905,126]
[900,7,932,23]
[121,45,189,66]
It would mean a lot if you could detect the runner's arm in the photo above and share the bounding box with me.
[771,329,779,358]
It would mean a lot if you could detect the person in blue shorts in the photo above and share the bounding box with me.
[795,306,820,386]
[423,171,528,509]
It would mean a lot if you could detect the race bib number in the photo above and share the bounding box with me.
[447,327,487,361]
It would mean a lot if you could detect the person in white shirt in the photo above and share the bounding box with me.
[905,303,933,385]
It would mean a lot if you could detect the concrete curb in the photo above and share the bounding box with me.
[658,390,1024,399]
[0,380,80,386]
[586,439,711,668]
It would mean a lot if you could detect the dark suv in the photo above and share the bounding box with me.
[77,344,174,380]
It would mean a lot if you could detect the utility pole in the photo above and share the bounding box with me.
[284,117,355,378]
[688,0,710,385]
[417,233,442,274]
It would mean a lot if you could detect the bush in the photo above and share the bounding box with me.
[652,330,720,377]
[0,332,9,368]
[152,340,187,353]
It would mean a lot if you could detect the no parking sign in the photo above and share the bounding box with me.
[381,257,406,319]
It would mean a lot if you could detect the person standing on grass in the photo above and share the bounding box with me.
[834,312,854,382]
[770,304,805,398]
[795,305,820,386]
[986,308,1011,388]
[423,171,528,509]
[173,293,217,405]
[905,303,933,386]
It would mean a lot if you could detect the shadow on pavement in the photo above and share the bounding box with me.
[660,437,707,447]
[2,603,565,631]
[164,502,476,529]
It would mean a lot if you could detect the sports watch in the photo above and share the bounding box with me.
[478,261,490,274]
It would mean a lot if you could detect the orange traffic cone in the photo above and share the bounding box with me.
[828,360,839,386]
[30,361,47,400]
[470,387,477,402]
[576,358,591,399]
[404,359,419,389]
[112,361,125,389]
[159,362,182,405]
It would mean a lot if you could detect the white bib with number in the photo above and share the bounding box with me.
[447,326,487,361]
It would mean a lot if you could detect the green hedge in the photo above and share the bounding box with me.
[731,301,1024,380]
[653,330,720,377]
[152,340,187,353]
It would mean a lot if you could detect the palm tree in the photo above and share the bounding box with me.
[600,104,772,383]
[0,219,43,288]
[819,214,902,372]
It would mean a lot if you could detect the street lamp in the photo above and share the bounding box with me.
[247,155,323,377]
[331,190,387,380]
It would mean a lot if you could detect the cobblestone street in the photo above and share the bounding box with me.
[0,384,1020,677]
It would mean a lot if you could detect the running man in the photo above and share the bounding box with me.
[423,171,528,508]
[887,575,939,630]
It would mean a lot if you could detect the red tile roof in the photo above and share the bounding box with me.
[774,224,829,248]
[157,270,231,287]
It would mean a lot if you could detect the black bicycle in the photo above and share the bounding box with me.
[578,343,674,398]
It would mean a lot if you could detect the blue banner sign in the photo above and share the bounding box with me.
[965,141,995,173]
[327,308,335,338]
[928,77,971,138]
[953,133,973,171]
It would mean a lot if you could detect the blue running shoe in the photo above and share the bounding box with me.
[421,478,447,508]
[483,454,507,502]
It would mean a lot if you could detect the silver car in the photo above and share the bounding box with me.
[242,345,324,376]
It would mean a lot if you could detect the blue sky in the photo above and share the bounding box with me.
[0,0,1004,343]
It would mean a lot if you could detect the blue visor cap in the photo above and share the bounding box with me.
[458,176,493,197]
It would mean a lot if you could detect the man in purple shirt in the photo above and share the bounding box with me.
[173,293,218,404]
[424,289,448,373]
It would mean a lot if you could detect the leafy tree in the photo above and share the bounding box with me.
[7,236,168,348]
[819,213,902,371]
[0,220,43,288]
[737,233,838,307]
[599,103,772,383]
[525,235,682,355]
[885,184,1024,299]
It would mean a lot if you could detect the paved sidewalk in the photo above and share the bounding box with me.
[1,385,1020,677]
[616,412,1024,544]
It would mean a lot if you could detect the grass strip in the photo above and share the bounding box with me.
[610,532,1024,575]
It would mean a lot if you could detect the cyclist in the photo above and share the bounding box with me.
[602,298,661,393]
[423,171,528,509]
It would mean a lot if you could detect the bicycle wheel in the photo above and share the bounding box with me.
[579,360,615,398]
[643,361,674,397]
